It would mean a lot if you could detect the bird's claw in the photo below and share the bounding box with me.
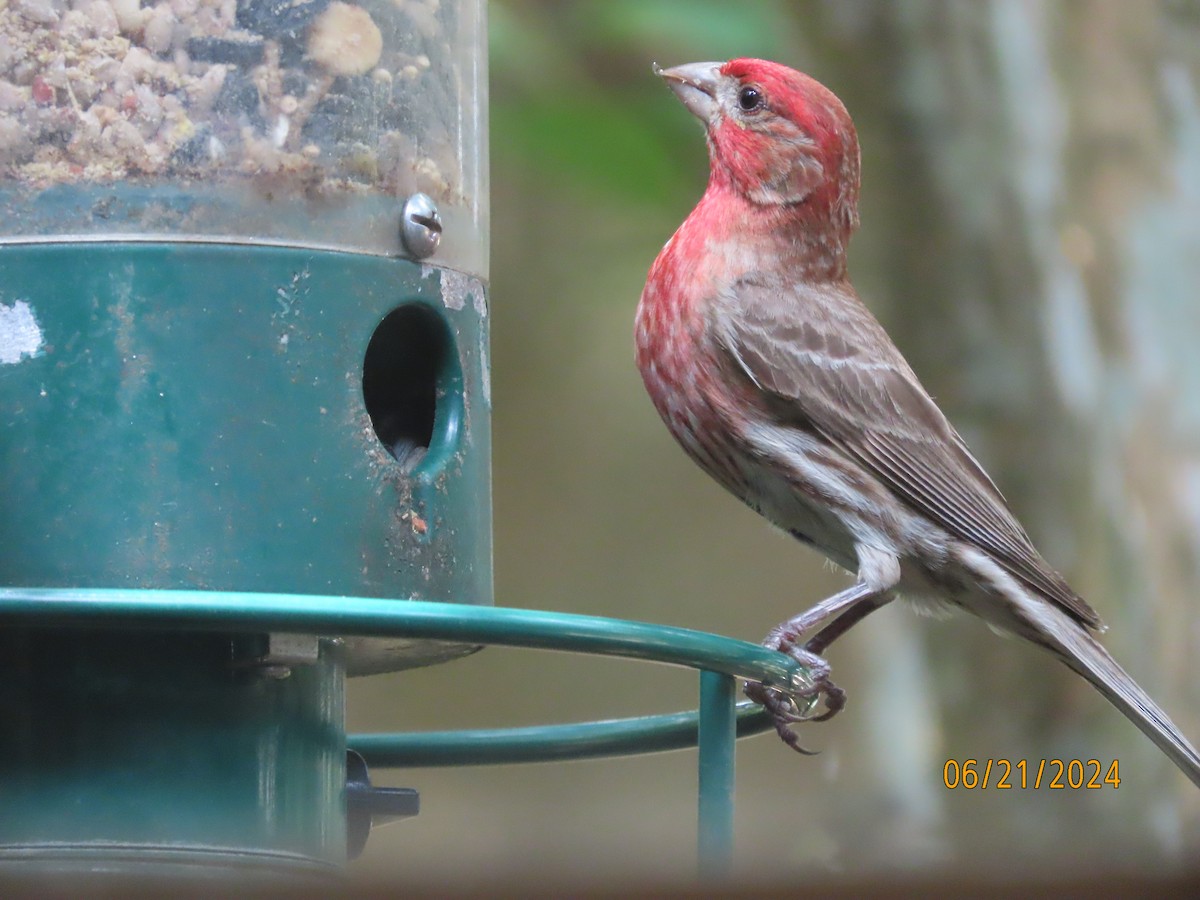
[745,643,845,754]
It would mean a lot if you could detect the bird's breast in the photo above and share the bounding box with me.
[637,260,752,492]
[637,272,879,574]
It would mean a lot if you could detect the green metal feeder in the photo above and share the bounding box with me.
[1,0,489,878]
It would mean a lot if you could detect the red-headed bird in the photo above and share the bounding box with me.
[635,58,1200,786]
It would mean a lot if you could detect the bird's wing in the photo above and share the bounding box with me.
[713,275,1100,628]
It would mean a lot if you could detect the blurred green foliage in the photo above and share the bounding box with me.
[490,0,808,209]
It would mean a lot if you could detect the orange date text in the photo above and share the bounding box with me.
[942,758,1120,790]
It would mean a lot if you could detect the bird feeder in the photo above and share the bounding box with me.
[0,0,489,880]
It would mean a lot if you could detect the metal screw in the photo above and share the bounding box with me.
[400,192,442,259]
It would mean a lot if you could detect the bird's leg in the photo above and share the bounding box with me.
[804,593,892,655]
[748,552,899,751]
[745,581,877,735]
[763,579,883,656]
[774,591,892,734]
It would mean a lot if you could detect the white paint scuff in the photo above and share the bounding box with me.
[0,300,44,364]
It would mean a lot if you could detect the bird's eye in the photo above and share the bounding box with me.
[737,85,764,112]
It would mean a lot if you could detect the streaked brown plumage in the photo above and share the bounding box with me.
[636,58,1200,786]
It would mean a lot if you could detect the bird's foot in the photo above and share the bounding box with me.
[745,644,845,755]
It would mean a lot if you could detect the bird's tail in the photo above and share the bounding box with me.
[958,544,1200,788]
[1047,614,1200,790]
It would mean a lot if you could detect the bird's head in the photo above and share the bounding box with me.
[655,58,860,234]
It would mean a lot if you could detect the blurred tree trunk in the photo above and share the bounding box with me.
[798,0,1200,867]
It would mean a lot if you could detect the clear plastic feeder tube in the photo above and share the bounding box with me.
[0,0,487,276]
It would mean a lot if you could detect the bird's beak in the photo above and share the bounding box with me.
[654,61,721,124]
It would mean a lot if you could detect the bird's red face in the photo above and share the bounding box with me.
[655,58,860,231]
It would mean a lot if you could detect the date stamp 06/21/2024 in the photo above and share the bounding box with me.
[942,759,1122,790]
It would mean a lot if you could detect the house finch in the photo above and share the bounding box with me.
[636,58,1200,787]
